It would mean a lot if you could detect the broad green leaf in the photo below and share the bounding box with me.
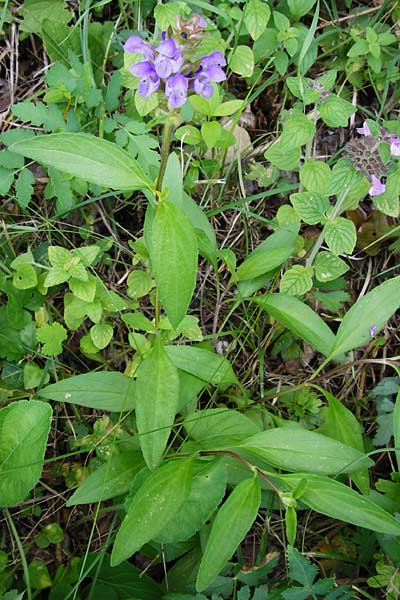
[299,159,331,193]
[213,100,244,117]
[0,400,52,506]
[314,251,349,282]
[253,293,335,356]
[244,0,271,40]
[15,168,35,209]
[184,408,260,442]
[288,0,317,19]
[229,45,254,77]
[87,556,161,600]
[326,157,370,208]
[90,323,113,350]
[329,276,400,358]
[324,217,356,255]
[280,265,314,295]
[196,477,261,591]
[67,452,144,505]
[165,345,238,389]
[281,114,316,149]
[156,459,226,543]
[69,276,96,302]
[12,263,37,290]
[151,201,198,328]
[37,322,67,356]
[237,426,372,474]
[175,125,202,145]
[39,372,136,411]
[265,141,301,170]
[319,95,356,128]
[201,121,221,148]
[237,224,299,280]
[317,390,369,493]
[111,458,193,565]
[11,133,151,191]
[136,338,179,470]
[280,473,400,536]
[20,0,71,33]
[393,390,400,471]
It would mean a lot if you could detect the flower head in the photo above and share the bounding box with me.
[154,38,183,78]
[129,61,160,97]
[356,121,372,137]
[165,73,189,109]
[193,51,227,99]
[368,174,386,197]
[124,35,154,60]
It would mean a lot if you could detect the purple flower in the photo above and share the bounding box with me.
[165,74,188,109]
[124,35,154,60]
[356,122,372,137]
[154,38,183,78]
[369,174,386,196]
[129,61,160,97]
[193,51,226,99]
[369,325,377,336]
[390,137,400,156]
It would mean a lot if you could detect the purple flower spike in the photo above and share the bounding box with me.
[193,64,226,99]
[200,51,226,68]
[124,35,154,60]
[129,61,160,97]
[390,137,400,157]
[369,175,386,196]
[165,73,188,109]
[154,38,183,78]
[356,121,372,137]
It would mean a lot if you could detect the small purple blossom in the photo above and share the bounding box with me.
[369,325,377,337]
[390,137,400,157]
[356,121,372,137]
[165,74,188,109]
[193,51,227,99]
[369,174,386,197]
[154,38,183,78]
[124,35,154,60]
[129,61,160,97]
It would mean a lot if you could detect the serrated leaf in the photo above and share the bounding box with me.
[135,338,179,470]
[90,323,113,350]
[265,141,300,170]
[319,95,356,127]
[0,167,14,195]
[290,192,329,225]
[20,0,72,33]
[37,322,67,356]
[244,0,271,41]
[299,159,331,193]
[111,458,193,565]
[229,45,254,77]
[15,168,35,209]
[196,477,261,591]
[314,251,349,282]
[0,400,52,506]
[281,114,316,149]
[151,201,198,328]
[280,265,314,295]
[324,217,356,255]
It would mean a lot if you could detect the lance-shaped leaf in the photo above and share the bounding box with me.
[165,345,238,390]
[11,133,151,191]
[136,337,179,470]
[0,400,52,506]
[196,476,261,591]
[151,201,198,328]
[111,458,193,566]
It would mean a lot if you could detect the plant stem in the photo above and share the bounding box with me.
[4,508,32,600]
[155,117,176,194]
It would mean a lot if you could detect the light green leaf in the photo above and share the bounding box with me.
[15,168,35,209]
[280,473,400,536]
[329,276,400,358]
[67,452,144,505]
[90,323,113,350]
[11,133,151,191]
[39,372,136,411]
[175,125,202,145]
[244,0,271,40]
[201,121,222,148]
[237,224,299,280]
[0,400,52,506]
[196,477,261,591]
[20,0,71,33]
[281,114,316,149]
[12,263,37,290]
[151,201,198,329]
[37,322,67,356]
[213,100,244,117]
[111,458,193,566]
[324,217,356,255]
[319,95,356,127]
[393,390,400,471]
[280,265,314,295]
[229,45,254,77]
[127,270,153,299]
[165,346,238,389]
[253,293,335,356]
[237,426,372,474]
[299,159,331,193]
[288,0,317,19]
[265,141,300,170]
[326,158,370,208]
[314,251,349,282]
[184,408,260,442]
[290,192,329,225]
[69,276,96,302]
[135,338,179,470]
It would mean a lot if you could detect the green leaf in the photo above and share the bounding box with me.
[314,251,349,282]
[326,158,369,208]
[11,133,151,191]
[265,141,300,170]
[0,400,52,506]
[151,201,198,329]
[12,263,38,290]
[287,0,317,19]
[86,556,161,600]
[319,95,356,127]
[290,192,329,225]
[20,0,72,33]
[135,338,179,470]
[280,472,400,536]
[90,323,113,350]
[324,217,356,255]
[196,477,261,591]
[253,293,335,357]
[165,346,238,389]
[244,0,271,40]
[67,452,144,505]
[393,390,400,471]
[201,121,222,148]
[156,459,226,543]
[69,276,96,302]
[0,167,14,195]
[175,125,202,145]
[237,224,299,280]
[39,372,136,411]
[373,170,400,217]
[15,168,35,209]
[213,100,244,117]
[280,265,314,295]
[329,275,400,358]
[37,322,67,356]
[229,45,254,77]
[237,426,372,474]
[111,458,193,565]
[281,114,316,149]
[299,159,331,193]
[127,270,153,299]
[184,408,260,442]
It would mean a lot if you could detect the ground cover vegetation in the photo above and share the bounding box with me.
[1,0,400,598]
